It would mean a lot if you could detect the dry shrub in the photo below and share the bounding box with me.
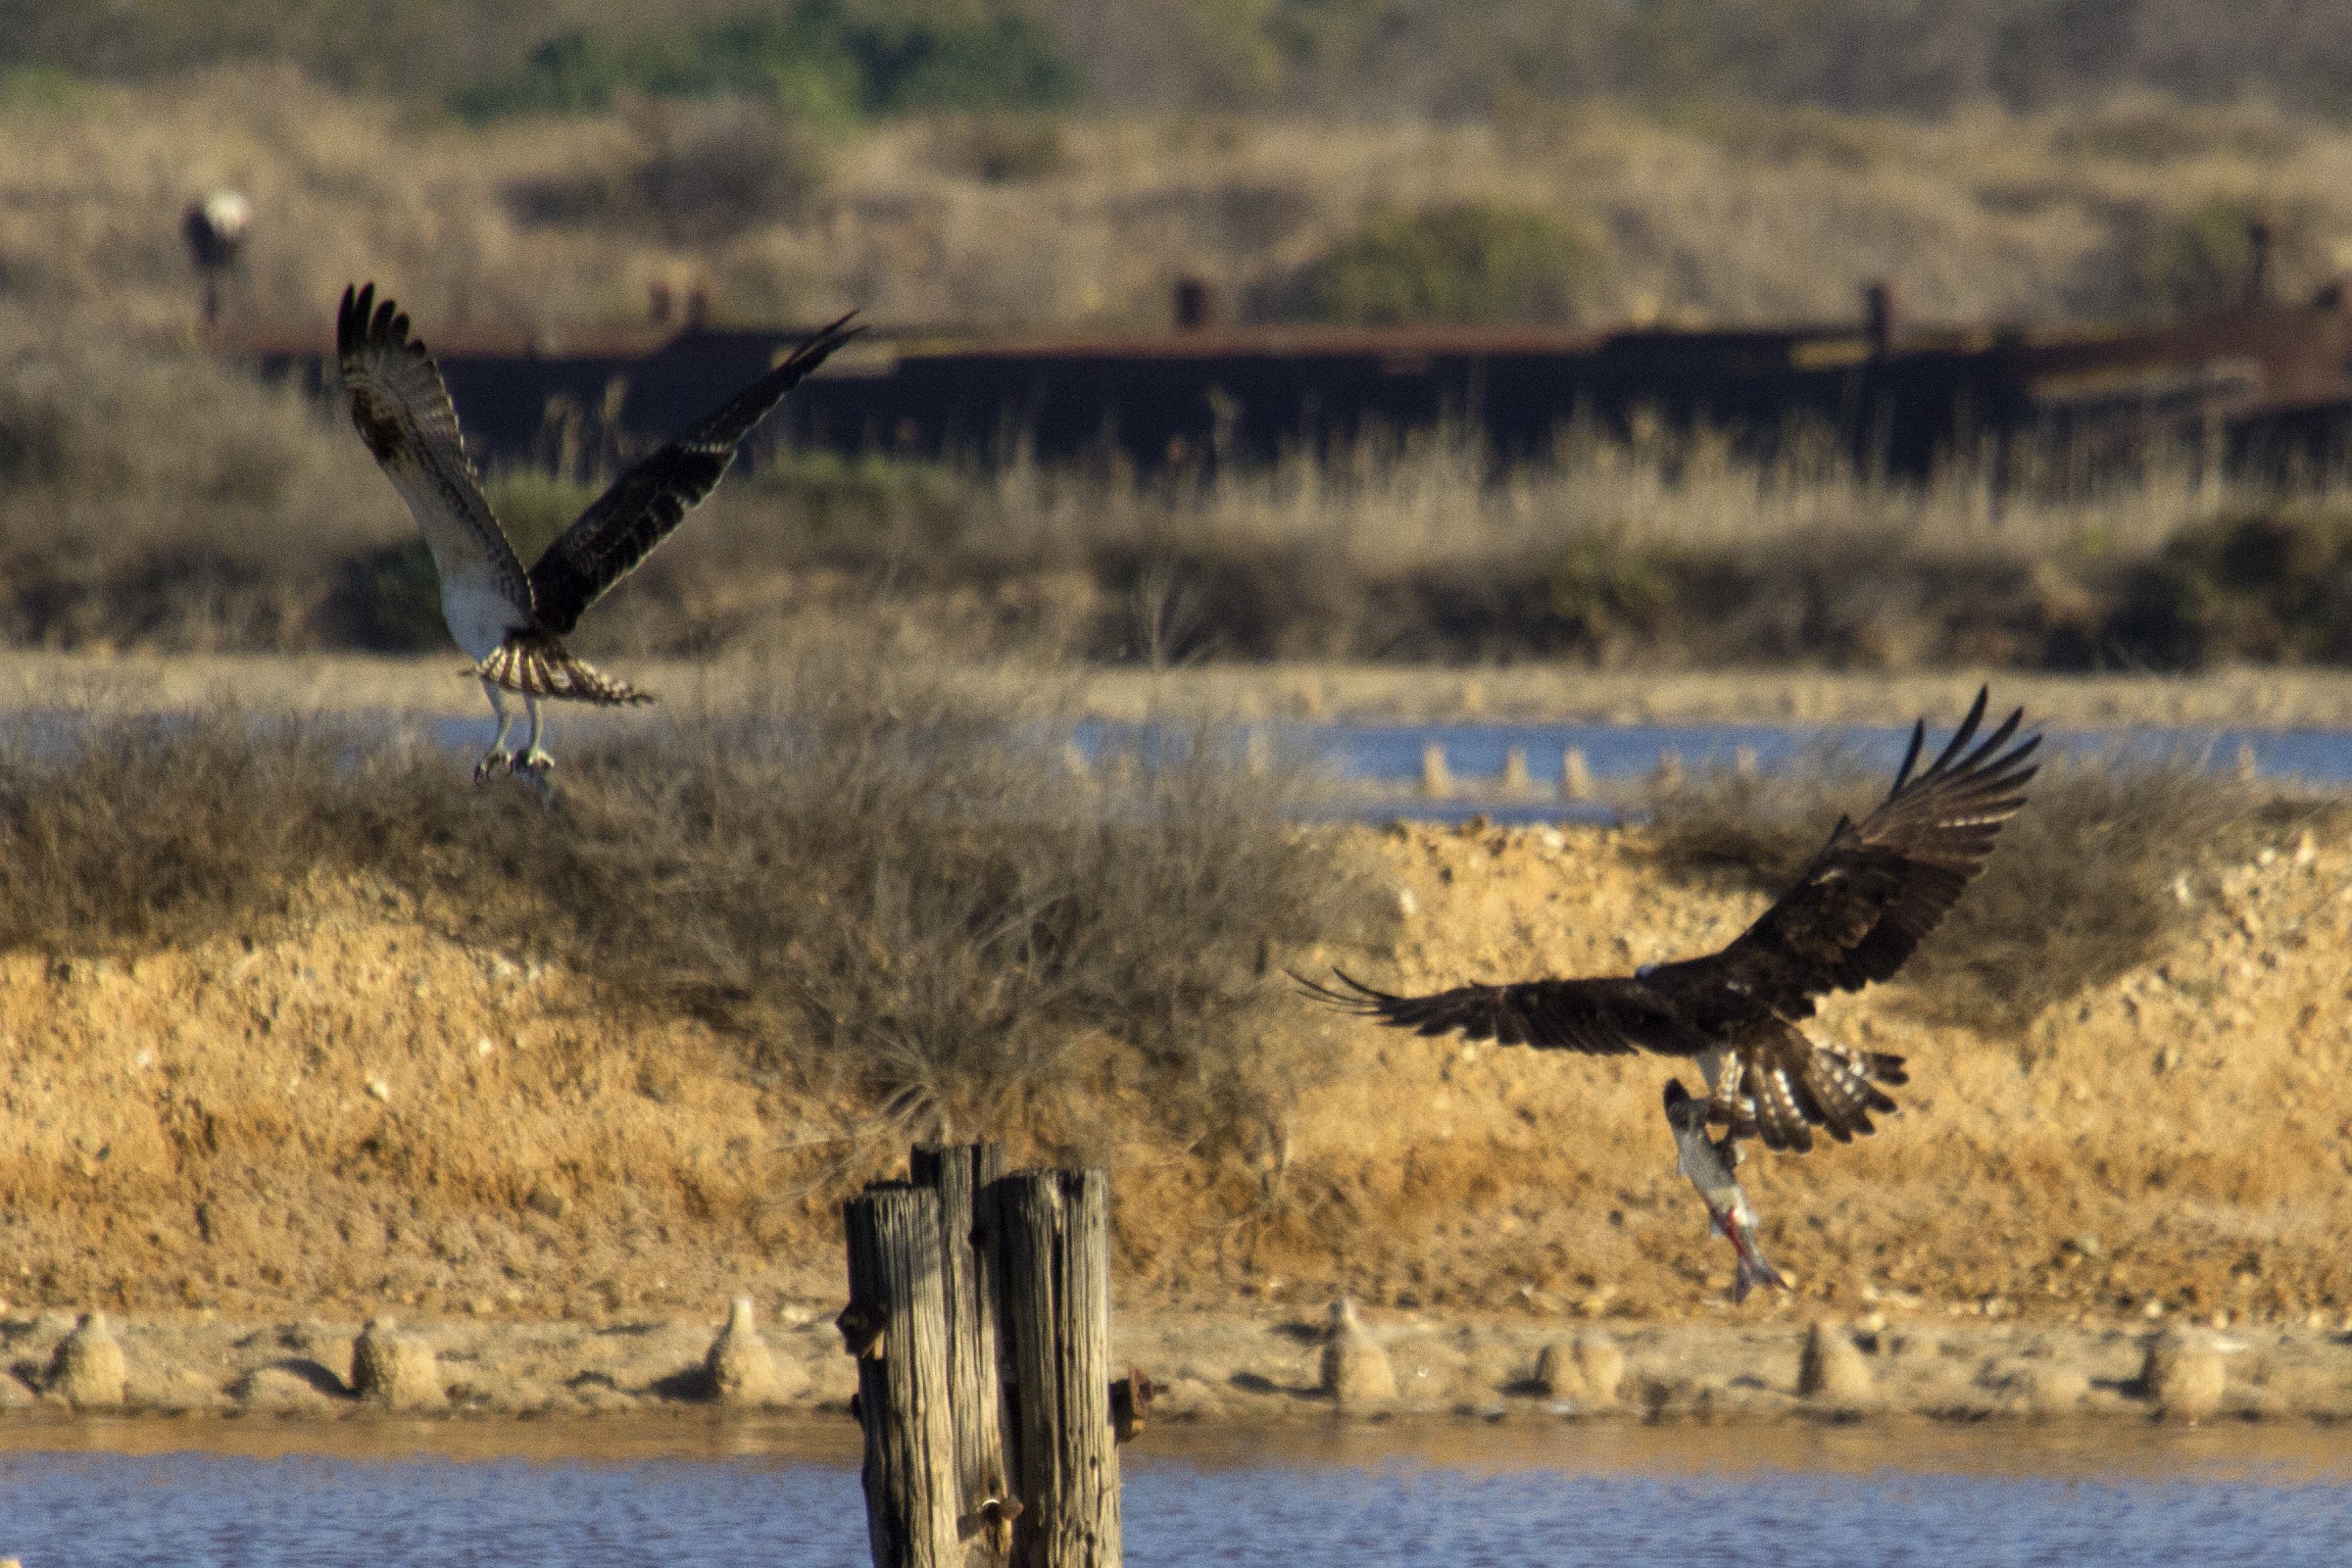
[0,649,1366,1149]
[1280,202,1598,326]
[503,101,826,244]
[0,711,350,951]
[1643,747,2265,1034]
[507,652,1362,1143]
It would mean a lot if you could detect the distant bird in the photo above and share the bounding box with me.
[335,282,860,785]
[1299,688,2039,1152]
[183,190,251,325]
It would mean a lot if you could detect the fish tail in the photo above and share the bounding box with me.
[1730,1228,1788,1302]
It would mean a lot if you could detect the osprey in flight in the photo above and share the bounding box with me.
[336,282,861,783]
[1300,689,2039,1153]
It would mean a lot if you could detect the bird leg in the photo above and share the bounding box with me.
[515,694,553,777]
[509,694,555,804]
[474,678,516,782]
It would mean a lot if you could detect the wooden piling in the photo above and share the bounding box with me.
[845,1184,964,1568]
[1562,746,1592,801]
[1419,742,1452,798]
[988,1169,1121,1568]
[911,1141,1009,1555]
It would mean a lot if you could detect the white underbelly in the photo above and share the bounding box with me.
[441,578,526,662]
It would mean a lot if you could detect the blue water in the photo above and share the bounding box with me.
[1270,719,2352,787]
[4,1427,2350,1568]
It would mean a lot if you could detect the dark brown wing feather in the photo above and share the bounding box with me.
[1293,969,1713,1056]
[1710,685,2039,1016]
[526,312,863,633]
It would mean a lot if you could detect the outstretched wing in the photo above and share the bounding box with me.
[1294,968,1713,1056]
[1712,686,2040,1015]
[336,283,532,618]
[526,311,864,634]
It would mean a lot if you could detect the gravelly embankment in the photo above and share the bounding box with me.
[5,1307,2351,1427]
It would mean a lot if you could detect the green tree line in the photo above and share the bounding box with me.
[1,0,2346,118]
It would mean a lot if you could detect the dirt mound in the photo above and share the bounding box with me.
[3,820,2350,1331]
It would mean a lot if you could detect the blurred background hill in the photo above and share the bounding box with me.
[4,3,2352,667]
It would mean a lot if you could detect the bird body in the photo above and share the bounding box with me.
[336,281,860,783]
[1300,688,2039,1154]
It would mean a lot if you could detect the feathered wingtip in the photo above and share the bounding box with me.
[1288,967,1396,1015]
[336,280,416,362]
[1885,684,2042,804]
[787,308,866,371]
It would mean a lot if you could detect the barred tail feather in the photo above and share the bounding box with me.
[476,633,654,705]
[1714,1031,1906,1152]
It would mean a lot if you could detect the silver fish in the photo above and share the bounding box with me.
[1663,1078,1788,1302]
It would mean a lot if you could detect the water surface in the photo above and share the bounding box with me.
[4,1420,2348,1567]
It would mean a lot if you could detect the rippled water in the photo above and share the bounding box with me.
[5,1421,2350,1568]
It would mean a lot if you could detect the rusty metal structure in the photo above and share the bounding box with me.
[251,272,2352,480]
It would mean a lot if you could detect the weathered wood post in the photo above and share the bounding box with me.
[844,1183,963,1568]
[988,1168,1121,1568]
[911,1141,1009,1561]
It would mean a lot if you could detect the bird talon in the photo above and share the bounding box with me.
[473,750,513,783]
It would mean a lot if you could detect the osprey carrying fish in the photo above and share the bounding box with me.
[336,282,861,784]
[1298,689,2039,1153]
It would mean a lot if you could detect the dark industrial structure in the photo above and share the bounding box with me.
[253,271,2352,481]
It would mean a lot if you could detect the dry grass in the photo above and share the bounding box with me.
[1642,746,2284,1034]
[12,74,2352,339]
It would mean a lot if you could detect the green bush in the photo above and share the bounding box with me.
[2135,201,2274,317]
[451,3,1080,124]
[2117,506,2352,668]
[1287,203,1596,326]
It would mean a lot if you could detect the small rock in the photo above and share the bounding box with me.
[1797,1320,1872,1403]
[2142,1329,2228,1423]
[2026,1362,2090,1418]
[232,1365,342,1414]
[707,1296,807,1407]
[1319,1298,1396,1406]
[352,1316,444,1411]
[1530,1339,1577,1397]
[0,1369,34,1409]
[1571,1331,1625,1405]
[48,1311,126,1409]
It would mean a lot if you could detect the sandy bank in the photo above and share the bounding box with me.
[3,812,2350,1331]
[6,651,2352,729]
[5,1308,2351,1428]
